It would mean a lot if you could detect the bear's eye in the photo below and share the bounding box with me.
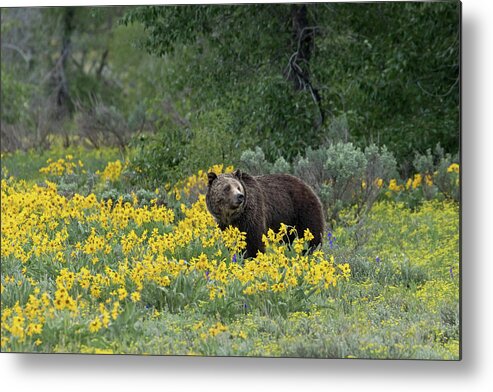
[224,185,231,192]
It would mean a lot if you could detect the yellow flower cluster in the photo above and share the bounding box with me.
[408,173,423,190]
[208,322,228,337]
[388,179,405,192]
[1,160,350,351]
[98,160,123,182]
[39,155,83,176]
[237,227,350,295]
[384,163,459,193]
[362,178,384,189]
[222,226,247,254]
[1,289,51,345]
[447,163,459,173]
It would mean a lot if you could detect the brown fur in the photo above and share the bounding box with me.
[206,169,324,258]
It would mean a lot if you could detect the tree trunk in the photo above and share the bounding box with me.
[286,4,325,127]
[290,4,313,91]
[54,8,75,120]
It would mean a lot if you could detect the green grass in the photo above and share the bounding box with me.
[1,144,122,182]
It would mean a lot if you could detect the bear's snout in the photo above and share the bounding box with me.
[234,193,244,206]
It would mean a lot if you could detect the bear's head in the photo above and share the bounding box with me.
[206,169,246,224]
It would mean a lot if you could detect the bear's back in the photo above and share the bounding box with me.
[251,174,322,235]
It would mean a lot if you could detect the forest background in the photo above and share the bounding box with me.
[1,2,460,179]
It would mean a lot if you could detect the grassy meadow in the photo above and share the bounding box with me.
[0,146,460,359]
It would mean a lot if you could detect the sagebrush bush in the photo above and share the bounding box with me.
[272,156,291,174]
[239,146,273,175]
[292,147,328,191]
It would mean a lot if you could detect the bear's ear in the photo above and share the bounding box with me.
[233,169,242,179]
[207,172,218,187]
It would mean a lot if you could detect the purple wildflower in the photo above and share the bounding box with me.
[376,256,381,263]
[232,254,237,263]
[449,267,454,279]
[327,232,336,249]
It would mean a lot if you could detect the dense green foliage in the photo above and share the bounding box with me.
[122,2,460,171]
[2,3,459,176]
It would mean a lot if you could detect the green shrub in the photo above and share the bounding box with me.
[239,146,272,175]
[128,109,239,188]
[294,143,397,226]
[272,156,291,174]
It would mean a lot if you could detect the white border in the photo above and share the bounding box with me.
[1,0,492,391]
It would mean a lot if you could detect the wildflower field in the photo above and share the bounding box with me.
[1,148,460,359]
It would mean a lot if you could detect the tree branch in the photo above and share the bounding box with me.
[1,43,31,64]
[416,77,459,98]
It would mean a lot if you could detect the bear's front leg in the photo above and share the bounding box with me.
[244,231,265,259]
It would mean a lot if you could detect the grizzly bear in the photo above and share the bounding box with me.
[206,169,324,258]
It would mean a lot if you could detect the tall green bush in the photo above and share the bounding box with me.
[128,109,239,188]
